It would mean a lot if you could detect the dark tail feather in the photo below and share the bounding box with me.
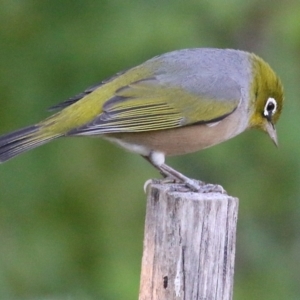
[0,125,60,162]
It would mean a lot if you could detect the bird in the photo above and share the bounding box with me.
[0,48,284,191]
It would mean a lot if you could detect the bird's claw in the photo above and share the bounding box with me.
[144,178,226,194]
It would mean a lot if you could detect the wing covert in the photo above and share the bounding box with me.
[67,75,241,136]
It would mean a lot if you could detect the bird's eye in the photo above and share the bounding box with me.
[263,97,277,119]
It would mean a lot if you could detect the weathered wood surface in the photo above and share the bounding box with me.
[139,182,238,300]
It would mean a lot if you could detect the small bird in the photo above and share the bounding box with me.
[0,48,283,191]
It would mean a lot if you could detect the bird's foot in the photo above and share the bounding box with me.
[171,179,226,194]
[144,177,226,194]
[143,158,226,194]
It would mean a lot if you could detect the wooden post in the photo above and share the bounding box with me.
[139,181,238,300]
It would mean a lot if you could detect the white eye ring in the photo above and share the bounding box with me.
[264,97,277,117]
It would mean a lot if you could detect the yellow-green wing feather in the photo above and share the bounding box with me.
[66,75,240,135]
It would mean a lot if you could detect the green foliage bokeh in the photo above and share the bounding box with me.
[0,1,299,299]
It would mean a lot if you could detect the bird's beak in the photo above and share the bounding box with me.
[265,121,278,147]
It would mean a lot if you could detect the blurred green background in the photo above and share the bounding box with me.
[0,0,299,299]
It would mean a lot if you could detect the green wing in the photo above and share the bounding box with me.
[67,76,241,135]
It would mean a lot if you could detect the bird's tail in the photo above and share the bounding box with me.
[0,124,62,162]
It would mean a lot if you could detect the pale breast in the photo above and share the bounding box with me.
[104,106,248,157]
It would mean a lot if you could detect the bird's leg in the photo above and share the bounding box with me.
[142,155,177,181]
[142,153,203,192]
[158,163,205,192]
[142,153,226,193]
